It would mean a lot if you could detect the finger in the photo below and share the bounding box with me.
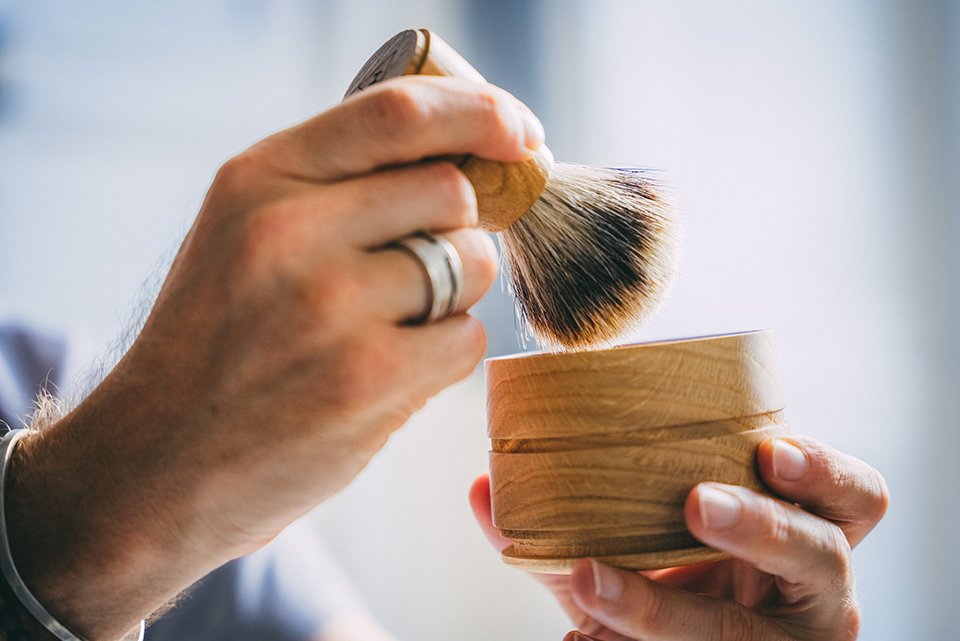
[468,474,513,552]
[263,76,544,182]
[757,436,890,546]
[467,472,582,608]
[685,483,854,605]
[364,228,497,323]
[570,559,779,641]
[324,162,479,248]
[390,314,487,397]
[644,561,735,596]
[647,561,776,610]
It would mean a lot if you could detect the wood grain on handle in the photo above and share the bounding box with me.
[345,29,550,231]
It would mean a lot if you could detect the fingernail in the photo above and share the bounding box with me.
[515,101,545,151]
[772,439,808,481]
[589,559,624,600]
[567,633,601,641]
[698,484,742,531]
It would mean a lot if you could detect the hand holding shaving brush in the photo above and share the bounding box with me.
[348,32,786,573]
[345,29,680,348]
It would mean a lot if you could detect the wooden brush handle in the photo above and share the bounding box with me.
[345,29,551,232]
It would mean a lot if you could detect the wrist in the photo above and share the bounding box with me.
[0,569,59,641]
[2,395,227,640]
[1,429,146,641]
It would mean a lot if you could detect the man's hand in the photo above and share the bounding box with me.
[470,436,889,641]
[6,76,545,641]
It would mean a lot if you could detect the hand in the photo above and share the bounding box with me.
[6,76,545,640]
[470,436,889,641]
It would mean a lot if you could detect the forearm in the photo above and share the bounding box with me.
[3,399,235,641]
[0,74,527,641]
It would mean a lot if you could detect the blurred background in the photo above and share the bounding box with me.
[0,1,957,639]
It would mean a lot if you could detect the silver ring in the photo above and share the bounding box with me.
[392,232,464,323]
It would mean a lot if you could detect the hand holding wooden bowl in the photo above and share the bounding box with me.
[486,330,787,573]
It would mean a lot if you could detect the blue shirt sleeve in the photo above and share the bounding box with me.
[0,322,66,430]
[146,520,362,641]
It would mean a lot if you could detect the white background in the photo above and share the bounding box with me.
[1,2,957,639]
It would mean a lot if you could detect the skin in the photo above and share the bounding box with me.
[4,76,544,641]
[470,435,889,641]
[0,73,889,641]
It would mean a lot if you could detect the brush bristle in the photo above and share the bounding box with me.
[500,162,680,350]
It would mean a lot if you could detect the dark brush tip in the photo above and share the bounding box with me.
[500,163,680,349]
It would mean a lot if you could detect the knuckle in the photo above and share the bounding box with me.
[630,585,668,634]
[760,499,793,545]
[212,150,263,199]
[360,83,430,142]
[829,455,852,491]
[719,603,757,641]
[475,88,515,142]
[307,263,359,325]
[429,163,478,226]
[432,317,486,386]
[825,448,892,526]
[822,452,867,516]
[573,618,607,640]
[452,229,498,301]
[473,233,499,287]
[246,200,297,242]
[807,442,843,487]
[233,207,285,279]
[235,201,315,279]
[818,523,854,592]
[868,468,891,524]
[841,604,863,641]
[353,339,400,391]
[430,323,485,386]
[458,317,487,370]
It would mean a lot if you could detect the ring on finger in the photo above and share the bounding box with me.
[391,231,464,323]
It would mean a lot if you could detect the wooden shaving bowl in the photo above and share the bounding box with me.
[485,330,786,573]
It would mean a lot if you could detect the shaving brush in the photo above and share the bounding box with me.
[346,29,679,349]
